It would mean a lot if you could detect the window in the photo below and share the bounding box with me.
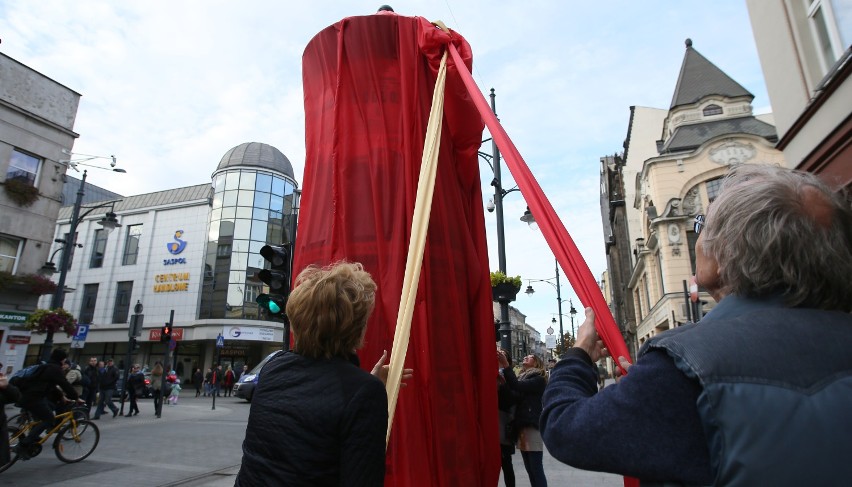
[635,289,643,320]
[5,149,41,186]
[90,229,108,268]
[244,284,260,303]
[806,0,845,74]
[217,243,232,257]
[702,104,722,116]
[705,178,723,202]
[79,284,99,324]
[112,281,133,323]
[0,235,23,273]
[656,251,665,296]
[122,224,143,265]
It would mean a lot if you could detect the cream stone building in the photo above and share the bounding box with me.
[601,40,787,353]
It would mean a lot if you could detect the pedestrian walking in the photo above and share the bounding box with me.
[498,351,517,487]
[93,358,119,419]
[213,365,222,396]
[82,357,99,412]
[65,361,84,398]
[125,364,143,416]
[499,351,548,487]
[193,368,203,397]
[0,362,22,467]
[150,362,165,418]
[204,367,213,397]
[223,366,235,397]
[167,376,182,405]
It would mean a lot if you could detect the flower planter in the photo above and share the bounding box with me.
[3,177,40,207]
[492,282,520,303]
[25,308,78,337]
[0,272,57,296]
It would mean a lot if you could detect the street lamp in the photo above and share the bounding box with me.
[524,258,568,350]
[39,238,82,275]
[479,88,522,355]
[41,159,125,362]
[568,299,578,342]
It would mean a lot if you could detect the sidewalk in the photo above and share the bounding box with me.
[501,448,623,486]
[170,440,623,487]
[3,395,623,486]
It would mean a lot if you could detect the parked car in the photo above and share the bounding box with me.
[112,369,125,398]
[234,352,279,402]
[140,371,153,398]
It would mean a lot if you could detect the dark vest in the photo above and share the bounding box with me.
[644,298,852,486]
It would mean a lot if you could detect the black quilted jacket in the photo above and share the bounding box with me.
[235,351,388,486]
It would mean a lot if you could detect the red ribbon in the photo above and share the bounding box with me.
[447,43,632,373]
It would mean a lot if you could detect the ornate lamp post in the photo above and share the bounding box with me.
[41,156,125,362]
[524,258,569,349]
[479,89,524,354]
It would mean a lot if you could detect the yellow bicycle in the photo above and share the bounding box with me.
[1,407,99,473]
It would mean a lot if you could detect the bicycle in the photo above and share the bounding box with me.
[6,403,89,430]
[0,406,99,473]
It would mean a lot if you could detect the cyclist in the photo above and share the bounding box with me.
[15,348,81,460]
[1,362,22,466]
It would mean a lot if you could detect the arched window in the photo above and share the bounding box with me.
[703,104,723,116]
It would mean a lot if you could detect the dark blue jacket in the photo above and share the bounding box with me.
[541,295,852,486]
[647,296,852,486]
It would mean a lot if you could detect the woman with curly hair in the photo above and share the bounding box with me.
[237,261,391,486]
[499,351,548,487]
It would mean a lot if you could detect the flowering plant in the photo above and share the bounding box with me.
[25,308,78,336]
[489,271,522,290]
[0,272,57,295]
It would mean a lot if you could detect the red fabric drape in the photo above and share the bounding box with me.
[447,45,632,372]
[447,43,637,487]
[298,13,499,486]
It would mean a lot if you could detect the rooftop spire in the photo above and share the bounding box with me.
[669,39,752,109]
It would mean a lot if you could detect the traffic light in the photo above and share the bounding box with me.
[161,325,172,343]
[256,244,291,318]
[130,337,140,351]
[256,294,287,315]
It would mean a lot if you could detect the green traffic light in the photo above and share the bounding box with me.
[257,293,285,317]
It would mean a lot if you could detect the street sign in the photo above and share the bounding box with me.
[222,326,275,342]
[546,326,554,335]
[71,339,85,349]
[545,334,556,349]
[74,324,89,340]
[216,334,224,348]
[129,314,144,337]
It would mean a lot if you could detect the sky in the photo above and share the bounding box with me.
[0,1,770,342]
